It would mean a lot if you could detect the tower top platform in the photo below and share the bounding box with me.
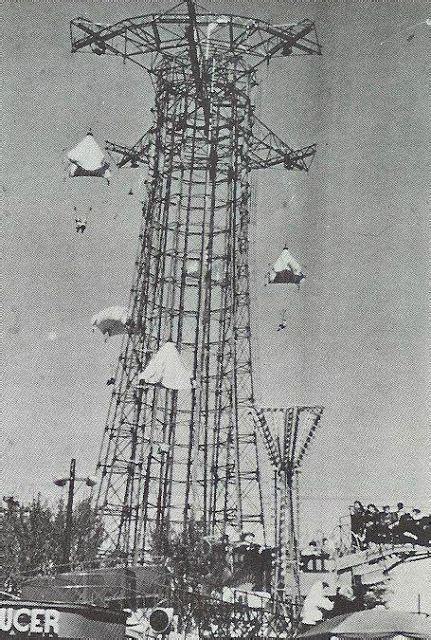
[71,11,321,70]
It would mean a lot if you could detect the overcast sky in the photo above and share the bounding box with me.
[2,1,429,523]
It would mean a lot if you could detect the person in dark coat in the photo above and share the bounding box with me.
[350,501,366,549]
[331,586,358,617]
[364,504,380,545]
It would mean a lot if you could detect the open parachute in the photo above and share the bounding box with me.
[138,342,192,390]
[67,131,111,179]
[91,306,128,339]
[267,246,305,285]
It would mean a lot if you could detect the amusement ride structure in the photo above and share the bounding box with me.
[6,5,429,638]
[68,0,324,625]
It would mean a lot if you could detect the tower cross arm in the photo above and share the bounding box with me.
[105,130,152,169]
[70,16,162,70]
[253,18,321,58]
[248,117,316,171]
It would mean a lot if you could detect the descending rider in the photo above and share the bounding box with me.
[277,309,288,331]
[75,217,87,233]
[74,206,91,233]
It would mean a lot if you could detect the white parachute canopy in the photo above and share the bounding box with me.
[268,246,305,284]
[67,132,111,179]
[138,342,192,390]
[91,306,128,338]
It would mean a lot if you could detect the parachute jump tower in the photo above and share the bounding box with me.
[70,2,321,565]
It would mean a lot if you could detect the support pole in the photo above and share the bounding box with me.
[63,458,76,571]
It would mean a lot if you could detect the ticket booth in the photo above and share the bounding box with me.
[0,600,126,639]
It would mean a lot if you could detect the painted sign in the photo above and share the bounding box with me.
[0,601,126,639]
[0,607,58,635]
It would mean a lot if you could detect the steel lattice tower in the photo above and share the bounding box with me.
[71,3,321,563]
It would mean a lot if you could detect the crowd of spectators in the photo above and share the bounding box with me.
[298,501,430,573]
[350,501,430,549]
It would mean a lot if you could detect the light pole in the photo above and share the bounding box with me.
[53,458,97,571]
